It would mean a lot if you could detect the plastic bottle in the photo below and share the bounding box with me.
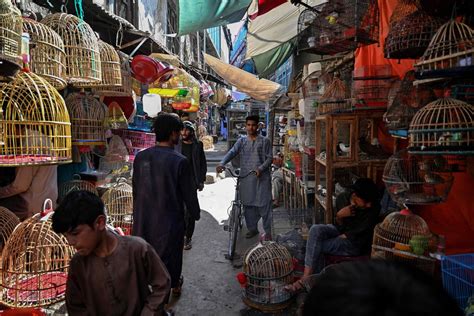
[430,235,446,260]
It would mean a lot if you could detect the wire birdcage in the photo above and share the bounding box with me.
[58,175,98,204]
[93,52,133,96]
[22,18,66,90]
[99,135,131,173]
[41,13,101,86]
[0,211,75,307]
[111,129,156,156]
[241,242,294,312]
[318,76,351,114]
[352,65,395,109]
[414,20,474,78]
[371,208,436,274]
[0,72,72,166]
[65,93,107,146]
[102,180,133,235]
[0,0,22,73]
[408,97,474,155]
[0,207,19,253]
[383,149,454,205]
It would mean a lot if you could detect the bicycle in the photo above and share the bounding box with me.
[220,167,256,260]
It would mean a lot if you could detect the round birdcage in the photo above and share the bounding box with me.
[93,52,132,96]
[78,40,121,88]
[99,135,131,173]
[22,18,66,90]
[240,242,293,312]
[102,180,133,235]
[106,102,128,130]
[0,207,20,253]
[415,20,474,77]
[58,175,98,204]
[317,77,351,115]
[0,211,75,307]
[65,93,107,146]
[383,149,454,205]
[408,98,474,155]
[371,208,436,274]
[0,72,72,166]
[0,0,22,74]
[41,13,101,86]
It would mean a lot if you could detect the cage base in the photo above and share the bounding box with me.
[242,296,293,313]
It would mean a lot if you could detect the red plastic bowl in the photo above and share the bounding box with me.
[131,55,161,84]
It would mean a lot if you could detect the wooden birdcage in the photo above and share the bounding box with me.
[102,180,133,235]
[0,207,19,253]
[106,102,128,130]
[78,40,121,88]
[415,20,474,78]
[241,242,294,312]
[408,98,474,155]
[65,93,107,146]
[371,208,436,275]
[0,211,75,307]
[0,72,72,166]
[318,76,351,115]
[93,52,132,96]
[58,175,98,204]
[0,0,22,73]
[41,13,101,86]
[22,18,66,90]
[383,149,454,205]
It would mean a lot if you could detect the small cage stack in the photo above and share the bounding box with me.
[102,180,133,235]
[352,65,395,110]
[111,129,156,156]
[58,175,98,203]
[241,242,294,312]
[318,76,351,115]
[0,207,19,253]
[0,0,22,75]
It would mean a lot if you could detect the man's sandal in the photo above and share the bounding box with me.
[172,276,184,297]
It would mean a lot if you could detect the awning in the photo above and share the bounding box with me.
[204,53,282,101]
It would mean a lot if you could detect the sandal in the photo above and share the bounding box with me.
[172,276,184,297]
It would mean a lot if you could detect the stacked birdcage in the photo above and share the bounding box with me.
[102,180,133,235]
[0,212,75,307]
[371,208,436,275]
[111,129,156,156]
[383,150,454,205]
[0,72,72,166]
[0,0,22,76]
[22,18,66,90]
[415,20,474,78]
[65,93,107,146]
[240,242,294,312]
[58,175,98,204]
[106,102,128,130]
[78,40,121,88]
[318,76,351,115]
[41,13,101,86]
[408,98,474,155]
[94,52,133,96]
[0,207,19,253]
[352,65,395,109]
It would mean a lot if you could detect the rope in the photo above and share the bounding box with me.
[74,0,84,21]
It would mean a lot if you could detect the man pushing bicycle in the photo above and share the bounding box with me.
[216,115,273,240]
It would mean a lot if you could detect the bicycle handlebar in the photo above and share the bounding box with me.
[224,167,256,179]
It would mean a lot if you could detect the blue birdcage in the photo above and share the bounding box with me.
[442,254,474,309]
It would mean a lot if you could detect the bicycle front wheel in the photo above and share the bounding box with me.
[226,203,241,260]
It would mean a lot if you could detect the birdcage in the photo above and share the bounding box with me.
[0,0,22,75]
[105,102,128,130]
[99,135,131,173]
[93,52,133,96]
[111,129,156,156]
[317,76,351,115]
[408,98,474,155]
[0,72,72,166]
[302,0,379,55]
[0,211,75,307]
[352,65,395,109]
[65,93,107,146]
[58,175,98,204]
[102,180,133,235]
[0,207,19,253]
[383,149,454,205]
[22,18,66,90]
[441,254,474,310]
[239,242,294,312]
[414,20,474,78]
[41,13,101,85]
[78,40,121,88]
[371,208,436,274]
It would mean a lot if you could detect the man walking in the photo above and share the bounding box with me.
[216,115,273,239]
[176,121,207,250]
[133,114,201,297]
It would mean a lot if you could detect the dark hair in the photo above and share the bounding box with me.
[303,260,462,316]
[246,115,260,124]
[52,190,105,234]
[350,178,379,204]
[152,113,184,142]
[183,121,195,134]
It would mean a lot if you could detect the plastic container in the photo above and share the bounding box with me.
[441,253,474,309]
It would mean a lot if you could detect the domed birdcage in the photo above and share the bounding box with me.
[372,208,436,274]
[22,18,66,90]
[99,135,131,174]
[0,207,19,253]
[94,52,133,96]
[0,72,72,166]
[58,175,98,204]
[383,149,454,205]
[102,180,133,235]
[239,242,294,312]
[415,20,474,78]
[65,93,107,146]
[0,206,75,307]
[105,102,128,130]
[0,0,22,77]
[408,98,474,155]
[78,40,121,88]
[318,76,351,115]
[41,13,101,86]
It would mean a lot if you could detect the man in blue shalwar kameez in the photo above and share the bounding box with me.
[217,115,273,239]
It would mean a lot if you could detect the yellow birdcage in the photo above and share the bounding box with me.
[93,52,132,96]
[0,0,22,73]
[102,180,133,235]
[58,175,98,204]
[79,40,121,88]
[0,208,75,308]
[22,18,66,90]
[0,72,72,166]
[106,102,128,130]
[41,13,101,86]
[0,207,20,253]
[65,92,107,146]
